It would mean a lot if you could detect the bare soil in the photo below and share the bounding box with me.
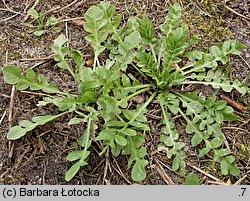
[0,0,249,185]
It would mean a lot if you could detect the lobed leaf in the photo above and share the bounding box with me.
[221,156,240,176]
[3,66,65,95]
[7,113,66,140]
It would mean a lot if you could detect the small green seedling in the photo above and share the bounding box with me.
[184,173,200,185]
[23,8,61,36]
[3,2,248,182]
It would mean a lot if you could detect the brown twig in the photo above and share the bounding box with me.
[112,156,132,184]
[54,0,80,13]
[222,127,250,135]
[20,90,54,98]
[224,3,250,21]
[44,6,61,15]
[0,110,7,125]
[8,86,16,158]
[58,17,84,23]
[2,0,22,14]
[0,13,19,23]
[153,158,175,185]
[0,8,20,14]
[42,159,48,185]
[220,94,245,111]
[0,93,10,98]
[146,113,162,120]
[8,86,16,126]
[234,175,248,185]
[19,55,54,69]
[19,55,53,62]
[24,0,40,21]
[239,55,250,69]
[207,180,228,185]
[221,131,230,149]
[194,0,212,17]
[0,0,22,23]
[65,20,70,49]
[186,161,225,184]
[30,60,53,69]
[102,151,110,185]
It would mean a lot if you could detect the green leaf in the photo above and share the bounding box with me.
[65,162,81,182]
[217,148,231,157]
[84,6,104,21]
[223,113,239,121]
[71,50,84,68]
[210,135,224,149]
[22,23,34,28]
[138,16,155,43]
[215,112,224,124]
[120,128,137,136]
[7,126,27,140]
[129,121,150,130]
[3,66,23,84]
[199,147,211,157]
[26,68,36,82]
[96,129,116,141]
[222,106,234,114]
[115,135,127,146]
[27,8,39,19]
[51,27,61,33]
[52,35,75,76]
[191,133,203,147]
[83,5,108,64]
[184,173,200,185]
[124,31,140,49]
[161,135,174,146]
[214,100,227,110]
[46,16,58,26]
[34,30,44,36]
[3,66,64,94]
[66,150,85,161]
[7,113,66,140]
[68,118,83,125]
[122,135,145,156]
[54,34,67,47]
[111,145,122,157]
[131,159,148,182]
[210,46,222,58]
[105,121,126,127]
[32,115,56,125]
[78,126,92,148]
[221,156,240,176]
[172,152,185,174]
[168,105,179,114]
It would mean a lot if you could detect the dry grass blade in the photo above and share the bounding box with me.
[153,158,175,185]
